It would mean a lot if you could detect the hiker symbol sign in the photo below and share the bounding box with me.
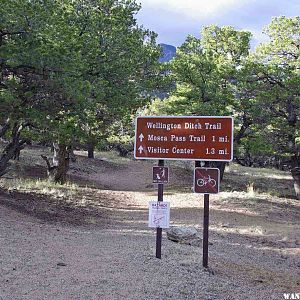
[153,166,169,184]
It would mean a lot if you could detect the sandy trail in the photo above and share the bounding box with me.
[0,153,299,299]
[1,189,299,300]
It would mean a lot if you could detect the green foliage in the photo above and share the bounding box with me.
[1,2,299,171]
[145,20,299,169]
[0,0,161,152]
[146,25,251,117]
[248,17,300,166]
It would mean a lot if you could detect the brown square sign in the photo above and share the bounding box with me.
[153,166,169,184]
[194,168,220,194]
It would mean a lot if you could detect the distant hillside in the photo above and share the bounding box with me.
[159,43,176,62]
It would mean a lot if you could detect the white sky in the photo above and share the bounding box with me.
[136,0,300,48]
[140,0,244,19]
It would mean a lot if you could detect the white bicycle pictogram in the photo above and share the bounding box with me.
[196,175,217,187]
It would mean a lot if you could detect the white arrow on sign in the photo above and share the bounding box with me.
[138,145,144,154]
[139,133,144,142]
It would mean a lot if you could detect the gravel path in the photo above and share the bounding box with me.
[1,192,299,300]
[1,152,299,299]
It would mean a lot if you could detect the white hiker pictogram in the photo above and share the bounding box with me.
[155,168,166,180]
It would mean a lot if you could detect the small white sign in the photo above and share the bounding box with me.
[148,201,170,229]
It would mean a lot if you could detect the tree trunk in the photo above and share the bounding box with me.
[52,142,59,166]
[285,99,299,198]
[215,161,226,181]
[201,161,226,181]
[291,167,300,200]
[53,143,70,184]
[0,144,15,176]
[291,154,300,199]
[87,142,95,159]
[234,113,252,145]
[69,145,76,162]
[42,143,70,184]
[0,118,10,138]
[0,122,27,177]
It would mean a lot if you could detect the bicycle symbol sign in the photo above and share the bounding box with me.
[194,168,220,194]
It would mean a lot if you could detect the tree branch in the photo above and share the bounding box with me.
[41,155,52,171]
[0,118,10,138]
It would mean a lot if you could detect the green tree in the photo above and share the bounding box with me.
[75,0,161,158]
[0,0,85,178]
[167,26,251,114]
[146,25,251,177]
[247,17,300,197]
[0,0,160,182]
[200,18,300,198]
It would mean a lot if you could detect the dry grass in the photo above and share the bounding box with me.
[0,144,299,299]
[0,143,296,199]
[0,178,79,198]
[0,144,297,222]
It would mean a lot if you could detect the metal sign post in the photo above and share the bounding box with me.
[203,194,209,268]
[194,163,219,268]
[134,115,234,264]
[156,159,164,259]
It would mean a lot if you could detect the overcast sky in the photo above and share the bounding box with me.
[136,0,300,48]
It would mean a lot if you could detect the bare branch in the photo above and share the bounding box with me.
[41,155,52,171]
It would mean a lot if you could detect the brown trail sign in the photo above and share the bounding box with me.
[134,116,233,161]
[135,116,234,266]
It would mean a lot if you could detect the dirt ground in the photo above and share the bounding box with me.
[0,148,299,299]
